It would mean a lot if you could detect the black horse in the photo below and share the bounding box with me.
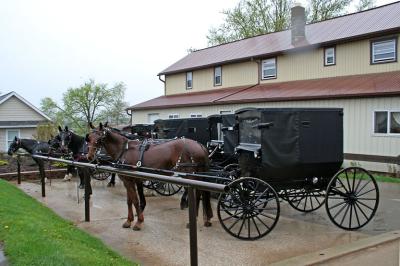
[8,137,51,181]
[53,126,91,193]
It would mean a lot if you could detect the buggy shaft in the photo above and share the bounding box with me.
[32,155,229,193]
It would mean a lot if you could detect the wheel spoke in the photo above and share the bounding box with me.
[356,200,374,211]
[356,188,376,197]
[328,200,347,210]
[333,203,348,219]
[254,214,271,230]
[337,178,350,193]
[354,201,369,221]
[237,215,247,237]
[251,216,261,236]
[355,180,371,196]
[339,204,351,226]
[354,203,361,228]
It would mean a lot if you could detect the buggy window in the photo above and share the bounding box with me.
[239,117,261,144]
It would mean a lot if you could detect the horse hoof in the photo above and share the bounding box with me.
[122,221,131,228]
[132,224,142,231]
[204,221,212,227]
[107,182,115,187]
[180,202,188,210]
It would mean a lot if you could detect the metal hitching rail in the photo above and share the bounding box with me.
[32,154,229,266]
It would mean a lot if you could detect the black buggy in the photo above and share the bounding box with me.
[217,108,379,240]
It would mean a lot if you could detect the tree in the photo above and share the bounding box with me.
[307,0,352,23]
[207,0,292,46]
[356,0,375,11]
[207,0,376,46]
[40,80,129,135]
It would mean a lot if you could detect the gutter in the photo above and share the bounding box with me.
[158,75,166,95]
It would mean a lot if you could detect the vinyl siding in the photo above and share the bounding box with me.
[262,36,400,84]
[0,96,48,121]
[0,127,37,152]
[165,61,258,95]
[164,35,400,95]
[131,97,400,161]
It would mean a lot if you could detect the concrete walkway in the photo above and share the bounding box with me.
[17,178,399,266]
[0,244,8,266]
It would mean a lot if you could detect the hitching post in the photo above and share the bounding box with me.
[17,154,21,185]
[83,168,91,222]
[40,165,46,197]
[188,187,198,266]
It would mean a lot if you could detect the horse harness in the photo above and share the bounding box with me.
[115,138,150,167]
[114,137,203,170]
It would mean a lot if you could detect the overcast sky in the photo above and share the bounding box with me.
[0,0,396,108]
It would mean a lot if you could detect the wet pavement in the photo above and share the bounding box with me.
[0,243,8,266]
[17,178,400,266]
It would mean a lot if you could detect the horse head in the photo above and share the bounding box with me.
[86,122,109,161]
[56,125,73,153]
[8,136,21,155]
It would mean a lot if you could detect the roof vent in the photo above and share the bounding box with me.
[291,4,306,46]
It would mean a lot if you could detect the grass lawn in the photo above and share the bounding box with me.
[339,171,400,184]
[0,179,136,266]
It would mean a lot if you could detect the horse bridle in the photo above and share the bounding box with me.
[87,128,109,161]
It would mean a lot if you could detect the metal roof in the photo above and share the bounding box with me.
[128,71,400,110]
[159,2,400,75]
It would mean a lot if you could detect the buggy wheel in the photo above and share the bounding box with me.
[325,167,379,230]
[91,171,111,181]
[286,188,326,213]
[153,181,182,196]
[217,177,280,240]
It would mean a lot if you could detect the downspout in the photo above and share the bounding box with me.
[126,109,133,125]
[251,57,261,85]
[158,75,166,95]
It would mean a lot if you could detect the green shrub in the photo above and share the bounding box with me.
[0,160,8,166]
[51,162,68,168]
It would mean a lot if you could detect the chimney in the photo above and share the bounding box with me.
[291,3,306,45]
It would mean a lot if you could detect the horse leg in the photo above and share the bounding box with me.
[132,183,144,231]
[180,188,188,210]
[78,169,84,189]
[107,173,116,187]
[122,182,134,228]
[137,181,146,211]
[202,191,213,227]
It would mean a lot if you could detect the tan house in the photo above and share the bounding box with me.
[128,3,400,172]
[0,91,51,152]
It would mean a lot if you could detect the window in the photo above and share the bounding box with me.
[6,129,20,150]
[371,38,397,64]
[148,113,159,123]
[324,47,335,66]
[220,110,233,114]
[190,114,202,118]
[214,66,222,86]
[168,114,179,119]
[186,72,193,89]
[373,111,400,134]
[261,58,276,79]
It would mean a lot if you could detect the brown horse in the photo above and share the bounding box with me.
[86,123,213,231]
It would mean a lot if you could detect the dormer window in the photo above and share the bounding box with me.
[186,72,193,89]
[214,66,222,86]
[324,47,336,66]
[371,38,397,64]
[261,58,277,80]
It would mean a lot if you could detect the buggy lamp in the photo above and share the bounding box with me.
[312,177,318,184]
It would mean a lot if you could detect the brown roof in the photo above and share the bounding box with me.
[128,71,400,110]
[160,2,400,75]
